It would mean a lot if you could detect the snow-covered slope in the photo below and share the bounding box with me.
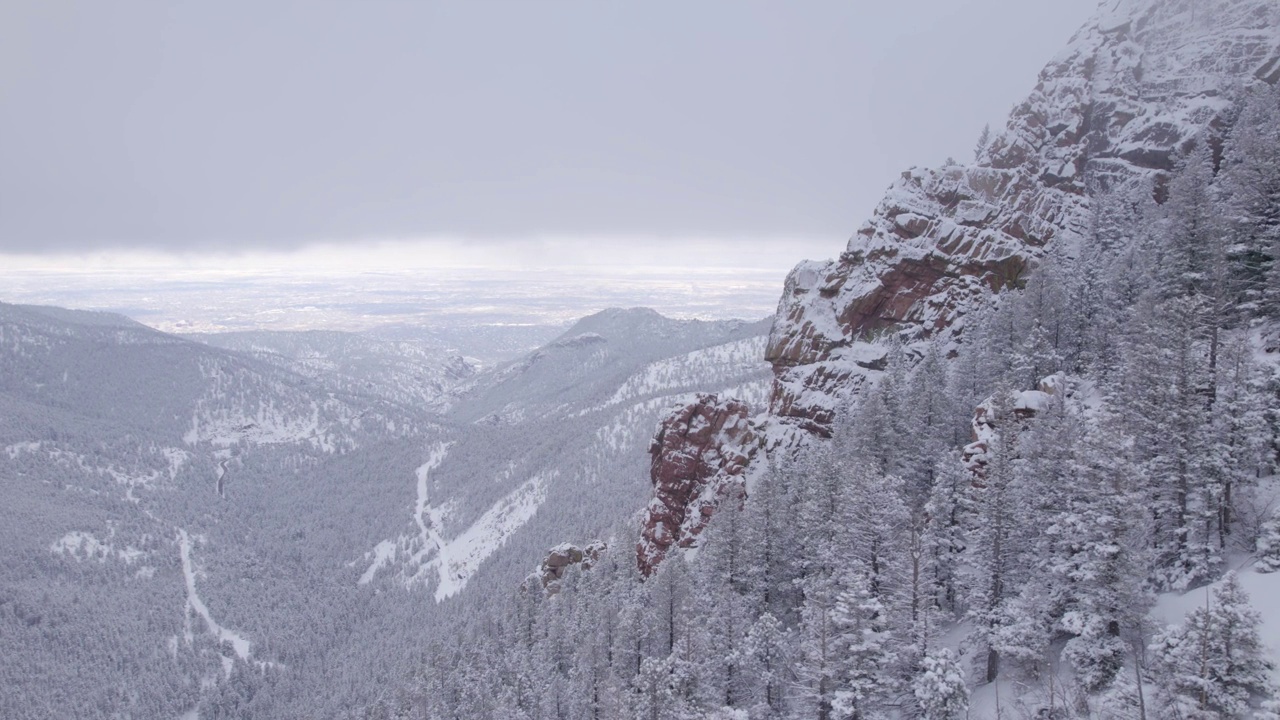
[448,308,771,424]
[0,301,446,718]
[189,330,477,412]
[352,308,775,602]
[0,302,424,451]
[0,301,774,718]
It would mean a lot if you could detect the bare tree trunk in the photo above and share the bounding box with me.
[1133,645,1147,720]
[1200,587,1211,712]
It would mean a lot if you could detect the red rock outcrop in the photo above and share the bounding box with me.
[525,541,607,594]
[962,374,1084,478]
[765,0,1280,435]
[636,0,1280,576]
[637,394,759,575]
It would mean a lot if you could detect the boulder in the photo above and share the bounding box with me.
[525,540,607,594]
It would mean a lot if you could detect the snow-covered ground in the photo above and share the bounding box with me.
[7,440,187,503]
[50,531,113,562]
[586,335,771,415]
[358,443,451,588]
[357,443,552,601]
[184,399,337,451]
[1153,563,1280,683]
[430,473,551,601]
[177,528,252,662]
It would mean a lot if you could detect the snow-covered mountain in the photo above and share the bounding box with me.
[12,1,1280,717]
[383,2,1280,719]
[0,301,450,717]
[352,309,774,601]
[0,301,774,718]
[0,303,427,449]
[767,0,1280,434]
[632,0,1280,566]
[449,308,771,424]
[188,329,478,412]
[367,321,569,367]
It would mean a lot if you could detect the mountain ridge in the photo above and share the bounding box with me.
[634,0,1280,574]
[765,0,1280,434]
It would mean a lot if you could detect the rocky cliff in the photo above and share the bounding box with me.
[767,0,1280,433]
[635,0,1280,572]
[637,394,760,574]
[525,541,607,594]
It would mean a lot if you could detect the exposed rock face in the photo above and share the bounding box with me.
[962,374,1090,477]
[637,394,759,575]
[766,0,1280,434]
[633,0,1280,575]
[526,541,607,594]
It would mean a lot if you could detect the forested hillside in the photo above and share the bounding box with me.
[0,303,775,718]
[377,31,1280,720]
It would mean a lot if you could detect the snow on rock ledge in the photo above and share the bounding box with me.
[962,374,1095,477]
[633,0,1280,576]
[637,394,762,575]
[524,541,607,594]
[766,0,1280,435]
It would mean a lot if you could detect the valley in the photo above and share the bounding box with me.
[0,302,774,718]
[7,1,1280,718]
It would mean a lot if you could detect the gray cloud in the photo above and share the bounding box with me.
[0,0,1098,254]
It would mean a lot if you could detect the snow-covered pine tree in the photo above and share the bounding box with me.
[1218,81,1280,319]
[849,337,911,479]
[1151,572,1275,718]
[963,390,1026,683]
[922,457,969,617]
[974,123,992,161]
[913,648,969,720]
[741,461,803,624]
[732,611,792,717]
[794,570,843,720]
[902,338,962,505]
[831,570,897,720]
[688,497,753,710]
[1051,408,1153,691]
[1117,286,1217,590]
[1202,335,1271,553]
[1258,509,1280,573]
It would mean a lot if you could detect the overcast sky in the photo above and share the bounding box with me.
[1,0,1099,261]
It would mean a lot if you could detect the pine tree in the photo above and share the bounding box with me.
[913,648,968,720]
[1151,572,1274,717]
[732,612,791,717]
[1011,248,1070,385]
[1050,408,1152,691]
[974,123,992,161]
[1257,510,1280,573]
[965,390,1021,683]
[922,457,968,616]
[630,655,695,720]
[831,570,896,720]
[1218,81,1280,318]
[836,465,910,604]
[1159,141,1221,303]
[688,499,752,710]
[948,301,1007,440]
[902,338,961,506]
[1203,335,1271,549]
[794,571,842,720]
[849,341,910,478]
[741,462,802,624]
[1118,289,1216,590]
